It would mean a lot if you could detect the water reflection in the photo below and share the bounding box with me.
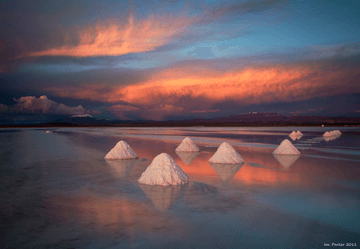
[106,159,138,179]
[289,134,303,141]
[47,194,186,243]
[323,136,340,142]
[184,181,244,213]
[139,184,188,210]
[209,162,244,184]
[176,151,199,165]
[273,154,300,170]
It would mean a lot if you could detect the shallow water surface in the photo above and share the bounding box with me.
[0,127,359,248]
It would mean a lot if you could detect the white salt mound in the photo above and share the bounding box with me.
[104,140,138,159]
[272,139,301,155]
[289,131,297,136]
[138,153,189,186]
[322,131,332,137]
[289,131,302,140]
[208,142,244,164]
[175,137,200,152]
[330,130,341,136]
[334,130,342,135]
[323,130,341,137]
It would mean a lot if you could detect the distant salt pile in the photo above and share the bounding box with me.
[272,139,301,155]
[104,140,138,159]
[333,130,342,135]
[138,153,189,186]
[209,142,244,164]
[289,131,303,141]
[289,131,297,136]
[323,130,342,137]
[175,137,200,152]
[322,131,332,137]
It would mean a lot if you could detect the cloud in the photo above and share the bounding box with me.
[139,104,185,121]
[27,12,197,58]
[107,104,140,119]
[0,103,8,113]
[107,104,139,112]
[115,64,360,106]
[41,49,360,120]
[0,95,94,115]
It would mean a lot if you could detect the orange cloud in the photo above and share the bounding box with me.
[28,12,196,57]
[115,65,359,105]
[45,62,360,119]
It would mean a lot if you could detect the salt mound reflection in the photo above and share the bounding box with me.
[209,162,244,184]
[106,159,137,178]
[273,154,300,169]
[176,151,199,165]
[139,184,188,210]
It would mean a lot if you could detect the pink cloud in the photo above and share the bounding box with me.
[27,12,197,58]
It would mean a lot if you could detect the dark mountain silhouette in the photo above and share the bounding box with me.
[1,112,359,127]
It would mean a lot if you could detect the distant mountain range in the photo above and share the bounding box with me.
[1,112,359,127]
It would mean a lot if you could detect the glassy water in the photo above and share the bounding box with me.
[1,127,359,249]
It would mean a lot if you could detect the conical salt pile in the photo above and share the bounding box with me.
[289,131,297,136]
[104,140,139,159]
[329,130,341,136]
[289,131,302,141]
[323,130,341,140]
[208,142,244,164]
[138,153,189,186]
[322,131,332,137]
[334,130,342,135]
[272,139,301,155]
[175,137,200,152]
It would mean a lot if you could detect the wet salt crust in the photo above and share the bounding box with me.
[209,142,244,164]
[138,153,189,186]
[272,139,301,155]
[104,140,139,159]
[175,137,200,152]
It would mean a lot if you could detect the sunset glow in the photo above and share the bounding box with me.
[1,0,359,120]
[29,12,196,57]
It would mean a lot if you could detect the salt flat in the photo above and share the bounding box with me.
[0,127,359,248]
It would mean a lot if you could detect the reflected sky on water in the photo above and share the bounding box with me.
[1,127,359,248]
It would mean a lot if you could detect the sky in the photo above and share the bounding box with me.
[1,0,360,123]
